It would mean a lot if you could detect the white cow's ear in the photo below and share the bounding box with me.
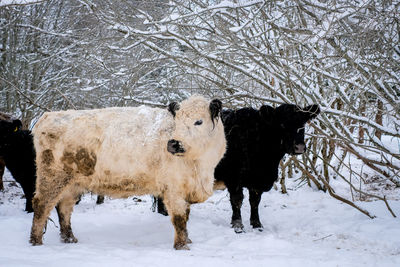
[168,102,180,117]
[209,99,222,121]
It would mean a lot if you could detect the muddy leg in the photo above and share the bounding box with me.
[228,187,244,233]
[249,189,263,230]
[30,171,71,245]
[164,197,190,250]
[30,195,58,245]
[171,212,190,250]
[56,192,79,243]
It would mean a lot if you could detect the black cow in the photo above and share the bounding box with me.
[0,117,36,213]
[0,112,12,191]
[216,104,320,232]
[154,103,320,233]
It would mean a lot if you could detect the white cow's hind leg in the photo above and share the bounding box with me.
[30,156,74,245]
[56,190,80,243]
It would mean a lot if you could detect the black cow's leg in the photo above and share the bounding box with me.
[19,180,34,213]
[157,197,168,216]
[152,196,169,216]
[96,195,105,205]
[229,187,244,233]
[249,189,263,230]
[24,190,34,213]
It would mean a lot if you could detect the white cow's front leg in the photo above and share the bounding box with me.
[163,196,191,250]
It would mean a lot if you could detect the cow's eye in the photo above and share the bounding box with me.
[194,120,203,126]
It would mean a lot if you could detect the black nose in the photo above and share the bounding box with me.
[294,143,306,154]
[167,139,185,155]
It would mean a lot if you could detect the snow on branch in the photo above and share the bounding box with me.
[0,0,45,7]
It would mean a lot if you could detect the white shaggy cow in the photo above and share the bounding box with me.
[29,96,226,250]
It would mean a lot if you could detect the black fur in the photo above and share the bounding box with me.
[0,119,36,213]
[154,103,320,233]
[209,99,222,127]
[168,102,180,117]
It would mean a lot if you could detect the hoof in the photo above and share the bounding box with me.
[29,237,43,246]
[174,241,190,250]
[61,236,78,243]
[234,226,245,234]
[251,221,264,230]
[61,231,78,243]
[186,237,192,244]
[231,220,244,234]
[174,244,190,250]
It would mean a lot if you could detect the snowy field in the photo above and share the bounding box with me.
[1,169,399,267]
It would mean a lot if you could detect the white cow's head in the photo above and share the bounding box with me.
[167,96,223,158]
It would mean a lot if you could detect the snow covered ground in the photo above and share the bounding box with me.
[1,170,399,267]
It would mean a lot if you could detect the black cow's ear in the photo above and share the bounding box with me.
[168,102,180,117]
[259,105,276,127]
[12,119,22,132]
[259,105,275,119]
[209,99,222,121]
[303,104,320,120]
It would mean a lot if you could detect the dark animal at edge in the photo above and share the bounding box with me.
[0,112,12,191]
[154,103,320,233]
[0,156,5,191]
[0,116,36,212]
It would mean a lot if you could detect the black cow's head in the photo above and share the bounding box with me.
[0,118,22,154]
[260,104,320,155]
